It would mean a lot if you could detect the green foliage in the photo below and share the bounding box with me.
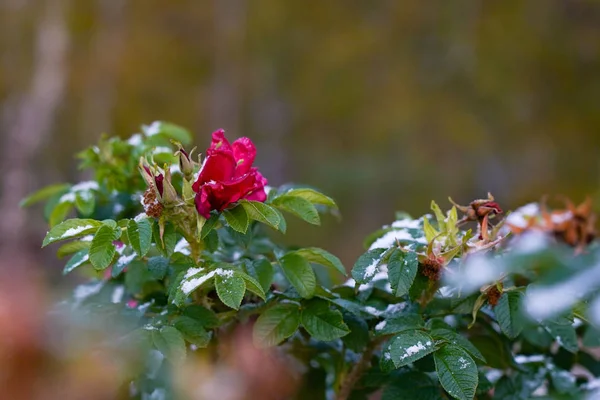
[30,126,600,399]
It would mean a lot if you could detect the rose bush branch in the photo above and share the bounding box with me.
[25,121,600,399]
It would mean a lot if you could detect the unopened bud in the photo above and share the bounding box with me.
[176,145,196,180]
[161,165,179,207]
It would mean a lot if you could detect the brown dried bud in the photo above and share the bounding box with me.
[485,283,503,307]
[420,255,445,281]
[142,188,163,218]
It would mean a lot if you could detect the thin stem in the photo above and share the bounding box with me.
[336,337,385,400]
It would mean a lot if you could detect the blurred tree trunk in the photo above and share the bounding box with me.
[0,0,70,262]
[206,0,247,134]
[78,0,127,149]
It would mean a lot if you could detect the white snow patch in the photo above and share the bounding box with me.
[364,306,383,317]
[513,231,547,254]
[398,341,429,361]
[115,252,136,270]
[342,278,356,287]
[391,219,421,229]
[444,255,504,293]
[134,213,147,222]
[144,121,161,136]
[113,203,125,215]
[174,238,191,255]
[551,211,573,225]
[71,181,99,192]
[59,192,76,203]
[375,320,387,331]
[589,297,600,327]
[363,259,379,280]
[515,354,546,364]
[184,267,204,279]
[111,286,125,303]
[438,286,455,298]
[526,261,600,321]
[152,146,173,155]
[54,225,95,240]
[127,133,143,146]
[369,230,414,250]
[74,281,104,303]
[384,302,407,315]
[80,235,94,242]
[215,268,234,278]
[181,270,216,295]
[485,369,503,383]
[458,356,470,370]
[506,203,539,228]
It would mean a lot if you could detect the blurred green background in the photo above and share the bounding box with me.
[1,0,599,269]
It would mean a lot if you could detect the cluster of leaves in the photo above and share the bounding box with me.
[28,123,600,400]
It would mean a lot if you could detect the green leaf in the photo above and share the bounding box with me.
[341,313,370,352]
[200,213,220,239]
[235,270,266,300]
[43,219,103,247]
[215,271,246,310]
[271,207,287,233]
[387,249,418,297]
[112,250,137,277]
[291,247,346,276]
[223,204,249,233]
[301,299,350,341]
[430,329,486,363]
[152,326,186,365]
[148,256,169,280]
[239,200,282,231]
[495,291,524,339]
[351,248,385,284]
[62,250,90,275]
[434,345,478,400]
[382,371,442,400]
[20,183,71,208]
[143,121,192,145]
[431,200,446,232]
[469,293,487,328]
[423,217,439,243]
[374,314,424,336]
[127,218,153,257]
[253,303,301,347]
[272,195,320,225]
[281,188,337,208]
[468,332,515,370]
[245,258,274,293]
[49,201,74,227]
[56,239,91,258]
[173,316,211,348]
[183,305,220,328]
[74,192,95,216]
[89,224,121,270]
[279,253,316,298]
[583,326,600,347]
[545,321,578,353]
[388,330,436,368]
[125,260,153,293]
[153,221,177,257]
[550,368,578,395]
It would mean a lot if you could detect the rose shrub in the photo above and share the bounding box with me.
[25,121,600,400]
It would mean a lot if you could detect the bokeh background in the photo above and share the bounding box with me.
[1,0,600,271]
[1,1,600,398]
